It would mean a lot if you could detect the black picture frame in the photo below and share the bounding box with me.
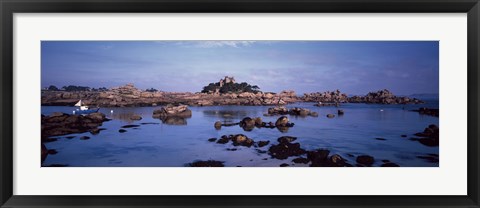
[1,0,479,207]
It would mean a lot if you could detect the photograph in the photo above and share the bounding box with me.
[40,40,439,167]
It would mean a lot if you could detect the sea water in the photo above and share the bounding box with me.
[41,101,439,167]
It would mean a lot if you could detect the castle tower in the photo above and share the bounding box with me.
[219,76,235,87]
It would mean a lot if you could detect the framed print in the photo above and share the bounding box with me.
[1,0,479,207]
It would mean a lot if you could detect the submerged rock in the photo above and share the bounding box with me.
[275,116,289,127]
[257,140,270,148]
[239,117,256,131]
[381,162,400,167]
[288,107,317,117]
[277,136,297,144]
[268,137,306,160]
[121,124,140,128]
[216,135,231,144]
[188,160,225,167]
[411,107,439,117]
[254,117,263,126]
[130,114,142,120]
[240,117,255,128]
[80,136,90,140]
[307,149,330,167]
[267,106,318,117]
[41,112,110,138]
[274,116,295,128]
[356,155,375,166]
[292,157,309,164]
[413,124,439,146]
[208,138,217,142]
[329,154,346,167]
[267,106,289,115]
[90,128,101,135]
[214,121,222,129]
[140,122,160,125]
[232,134,254,147]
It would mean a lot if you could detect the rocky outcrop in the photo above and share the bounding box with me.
[42,84,300,107]
[348,89,423,104]
[314,102,339,107]
[412,107,439,117]
[266,106,318,117]
[303,90,348,103]
[130,114,142,120]
[213,134,256,147]
[267,106,289,115]
[268,136,307,160]
[356,155,375,166]
[42,84,423,107]
[306,150,348,167]
[188,160,225,167]
[152,104,192,118]
[152,105,192,125]
[216,116,294,132]
[239,117,256,131]
[41,112,110,138]
[411,124,439,146]
[275,116,294,127]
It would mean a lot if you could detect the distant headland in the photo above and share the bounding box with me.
[41,76,424,107]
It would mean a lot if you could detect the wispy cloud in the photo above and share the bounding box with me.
[173,41,256,48]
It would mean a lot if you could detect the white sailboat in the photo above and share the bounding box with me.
[73,100,99,114]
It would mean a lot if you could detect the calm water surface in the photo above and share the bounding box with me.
[41,101,439,167]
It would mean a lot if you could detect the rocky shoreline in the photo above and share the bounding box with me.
[41,84,424,107]
[41,112,110,164]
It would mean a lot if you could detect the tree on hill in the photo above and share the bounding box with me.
[47,85,59,91]
[201,80,261,94]
[146,88,158,92]
[61,85,91,92]
[91,87,108,92]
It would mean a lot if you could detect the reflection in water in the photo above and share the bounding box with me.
[159,116,188,125]
[203,110,248,119]
[108,111,137,123]
[241,125,254,132]
[277,126,290,133]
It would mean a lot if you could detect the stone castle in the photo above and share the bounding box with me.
[219,76,236,87]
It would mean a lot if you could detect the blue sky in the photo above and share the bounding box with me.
[41,41,439,95]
